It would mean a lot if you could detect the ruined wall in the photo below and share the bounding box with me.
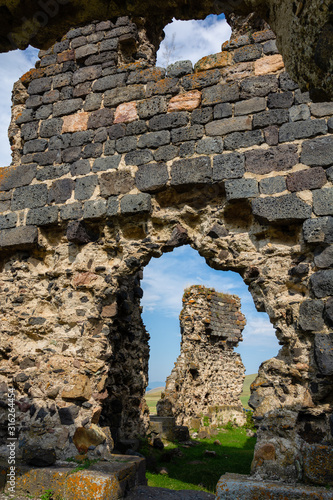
[157,286,246,428]
[0,16,332,486]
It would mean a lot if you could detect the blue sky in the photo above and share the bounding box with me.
[0,16,280,382]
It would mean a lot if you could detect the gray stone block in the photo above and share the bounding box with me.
[120,193,151,214]
[53,99,83,117]
[301,136,333,166]
[92,73,126,92]
[12,184,48,210]
[61,147,81,164]
[287,167,327,192]
[21,122,39,141]
[83,199,107,219]
[137,96,167,119]
[328,117,333,133]
[0,226,38,249]
[206,116,252,136]
[116,136,137,153]
[325,297,333,326]
[71,130,94,147]
[202,83,239,106]
[311,102,333,117]
[259,176,286,195]
[245,145,298,175]
[28,77,52,95]
[25,95,43,109]
[252,194,312,223]
[314,333,333,375]
[267,91,294,109]
[289,104,311,122]
[181,69,221,90]
[33,150,61,166]
[299,300,325,331]
[233,44,262,63]
[313,188,333,216]
[0,164,37,191]
[40,118,63,138]
[213,153,245,181]
[84,93,103,111]
[167,60,193,78]
[154,145,179,162]
[314,245,333,269]
[138,131,170,149]
[104,85,145,107]
[253,109,289,128]
[191,107,213,124]
[104,140,115,156]
[224,130,264,150]
[36,164,70,181]
[107,197,119,216]
[48,178,75,204]
[60,203,83,220]
[87,108,114,129]
[279,119,327,142]
[263,39,278,55]
[125,150,153,166]
[99,170,134,197]
[303,217,333,244]
[26,206,59,226]
[75,43,98,60]
[35,104,53,120]
[311,269,333,298]
[0,213,17,230]
[213,103,232,119]
[179,141,195,157]
[72,65,102,85]
[75,175,98,200]
[234,97,266,116]
[92,155,121,172]
[196,137,223,155]
[149,112,189,131]
[225,178,258,201]
[171,125,204,144]
[126,120,147,136]
[135,163,169,193]
[279,72,298,91]
[240,75,278,98]
[16,109,35,124]
[170,157,211,186]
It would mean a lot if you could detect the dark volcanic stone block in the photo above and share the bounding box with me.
[137,96,167,119]
[125,150,153,166]
[92,155,121,172]
[26,206,59,226]
[252,194,312,223]
[138,131,170,149]
[75,175,98,200]
[167,60,193,78]
[303,217,333,244]
[252,109,289,128]
[225,178,258,200]
[267,91,294,108]
[67,220,94,243]
[149,112,189,131]
[212,153,245,181]
[181,69,221,90]
[310,269,333,298]
[170,157,211,186]
[196,137,223,155]
[233,44,262,63]
[104,85,145,107]
[325,298,333,326]
[224,130,264,150]
[245,145,298,175]
[99,170,135,196]
[0,213,17,230]
[60,203,83,220]
[12,184,48,210]
[279,119,327,142]
[0,226,38,249]
[240,75,278,98]
[259,176,286,195]
[88,108,114,129]
[48,178,75,204]
[0,164,37,191]
[301,136,333,166]
[286,167,327,192]
[83,199,107,219]
[171,125,204,144]
[314,246,333,269]
[191,107,213,124]
[213,103,232,119]
[313,188,333,216]
[299,300,325,331]
[314,333,333,375]
[135,163,169,193]
[53,99,83,117]
[202,83,239,106]
[120,193,152,214]
[40,118,63,138]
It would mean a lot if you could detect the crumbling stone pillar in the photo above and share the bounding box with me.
[157,286,246,428]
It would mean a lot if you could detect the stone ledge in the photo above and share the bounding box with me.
[216,473,333,499]
[1,456,146,500]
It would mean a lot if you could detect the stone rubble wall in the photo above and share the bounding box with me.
[157,286,246,428]
[0,16,331,486]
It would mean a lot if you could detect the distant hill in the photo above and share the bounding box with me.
[146,381,165,392]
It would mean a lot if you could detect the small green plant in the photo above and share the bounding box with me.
[40,490,54,500]
[244,410,255,430]
[67,457,99,474]
[203,416,210,427]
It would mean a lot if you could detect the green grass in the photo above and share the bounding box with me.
[140,426,256,493]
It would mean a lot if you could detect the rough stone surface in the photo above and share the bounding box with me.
[252,194,312,223]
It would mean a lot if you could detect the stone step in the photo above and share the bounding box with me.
[125,486,215,500]
[216,473,333,499]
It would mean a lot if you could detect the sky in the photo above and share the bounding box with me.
[0,15,279,383]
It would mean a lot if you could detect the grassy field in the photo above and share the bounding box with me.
[145,374,257,414]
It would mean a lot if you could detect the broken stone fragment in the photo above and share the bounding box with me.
[73,423,107,454]
[62,374,92,401]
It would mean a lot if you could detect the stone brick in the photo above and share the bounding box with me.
[116,136,137,153]
[279,72,298,91]
[71,130,94,147]
[53,99,83,117]
[16,109,35,124]
[202,83,239,106]
[35,105,53,121]
[253,109,289,128]
[27,77,52,95]
[104,140,115,156]
[126,121,147,136]
[196,137,223,155]
[92,73,126,92]
[313,188,333,216]
[120,193,152,214]
[259,176,286,195]
[138,131,170,149]
[21,121,39,141]
[48,178,75,204]
[114,102,138,124]
[84,93,103,111]
[289,104,310,122]
[146,77,180,97]
[87,108,114,129]
[107,196,119,217]
[99,38,118,52]
[264,125,279,146]
[205,116,252,136]
[71,35,87,49]
[168,91,201,113]
[301,136,333,166]
[0,164,37,191]
[240,75,279,98]
[62,112,89,133]
[40,118,63,138]
[127,67,166,84]
[252,194,312,223]
[25,95,43,109]
[26,206,59,226]
[325,298,333,326]
[251,29,276,42]
[314,334,333,375]
[135,163,169,193]
[75,175,98,200]
[279,119,327,143]
[53,72,73,88]
[294,89,310,104]
[83,199,107,220]
[194,52,231,72]
[179,141,195,157]
[108,124,126,140]
[299,300,325,331]
[72,66,102,85]
[82,143,103,158]
[191,108,213,124]
[254,54,284,76]
[303,217,333,244]
[167,60,193,78]
[149,112,189,131]
[234,97,266,116]
[125,150,153,166]
[60,203,83,220]
[224,130,264,150]
[213,153,245,181]
[314,246,333,269]
[75,44,98,60]
[170,157,211,186]
[267,91,294,109]
[245,145,298,175]
[181,69,221,90]
[36,164,71,181]
[0,213,17,230]
[12,184,48,210]
[225,178,258,200]
[0,226,38,249]
[92,155,121,172]
[57,50,75,63]
[137,96,167,119]
[154,145,179,162]
[263,39,278,55]
[221,34,250,50]
[233,44,262,63]
[104,85,145,107]
[311,270,333,298]
[311,102,333,117]
[222,61,255,82]
[171,125,204,143]
[287,167,327,192]
[99,170,135,196]
[327,166,333,182]
[62,146,81,164]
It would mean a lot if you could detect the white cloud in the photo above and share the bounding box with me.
[156,15,231,67]
[0,47,39,167]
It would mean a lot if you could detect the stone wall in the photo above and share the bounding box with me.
[157,286,246,428]
[0,16,332,486]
